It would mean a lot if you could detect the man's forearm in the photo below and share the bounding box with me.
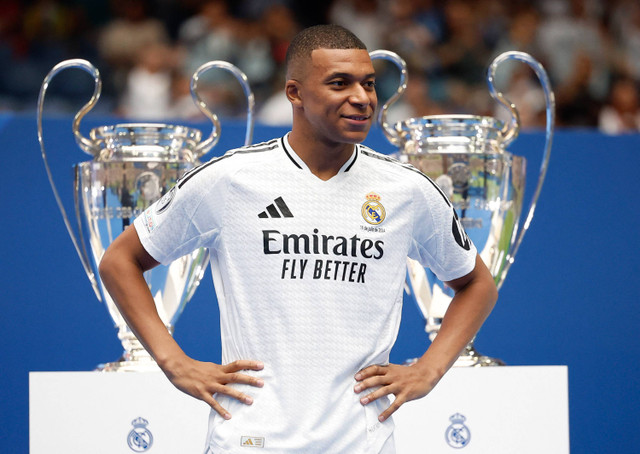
[415,255,498,380]
[98,227,187,368]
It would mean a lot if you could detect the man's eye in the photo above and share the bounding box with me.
[330,80,346,87]
[364,80,376,88]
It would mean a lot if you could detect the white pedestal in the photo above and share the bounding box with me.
[393,366,570,453]
[30,366,569,453]
[29,372,210,453]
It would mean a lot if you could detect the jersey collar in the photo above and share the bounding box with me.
[281,133,359,174]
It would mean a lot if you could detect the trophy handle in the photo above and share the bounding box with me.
[38,59,102,156]
[191,61,255,157]
[369,50,408,147]
[37,59,103,301]
[487,51,556,287]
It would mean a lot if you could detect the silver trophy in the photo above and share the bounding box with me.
[370,50,555,366]
[37,59,255,371]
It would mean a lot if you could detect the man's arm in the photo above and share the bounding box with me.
[354,254,498,421]
[99,225,264,419]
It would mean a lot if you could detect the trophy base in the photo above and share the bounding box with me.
[96,328,167,372]
[453,343,505,368]
[95,355,160,372]
[403,344,505,368]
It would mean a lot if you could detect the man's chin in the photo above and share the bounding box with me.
[342,127,372,144]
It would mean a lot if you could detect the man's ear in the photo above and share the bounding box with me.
[286,80,302,106]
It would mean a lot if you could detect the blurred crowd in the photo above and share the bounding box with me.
[2,0,640,133]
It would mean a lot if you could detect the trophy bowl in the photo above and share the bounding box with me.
[37,59,255,371]
[370,50,555,366]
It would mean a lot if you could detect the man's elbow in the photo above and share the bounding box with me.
[487,280,499,308]
[98,247,117,284]
[475,256,498,308]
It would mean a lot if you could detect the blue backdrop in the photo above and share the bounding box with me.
[1,113,638,452]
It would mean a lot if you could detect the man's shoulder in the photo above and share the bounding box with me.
[357,144,451,204]
[357,144,423,180]
[220,137,284,163]
[178,137,284,187]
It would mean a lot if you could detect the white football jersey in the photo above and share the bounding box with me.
[134,134,476,453]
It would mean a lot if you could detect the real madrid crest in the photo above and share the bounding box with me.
[127,417,154,452]
[445,413,471,449]
[362,192,386,225]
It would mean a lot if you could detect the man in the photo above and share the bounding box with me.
[99,24,498,453]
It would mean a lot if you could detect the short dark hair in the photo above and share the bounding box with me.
[285,24,367,72]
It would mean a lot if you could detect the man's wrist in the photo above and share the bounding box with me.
[153,344,188,374]
[412,357,447,388]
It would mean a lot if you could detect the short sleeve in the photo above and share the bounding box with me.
[133,160,227,265]
[408,176,477,282]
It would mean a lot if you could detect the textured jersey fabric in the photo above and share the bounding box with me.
[134,134,477,453]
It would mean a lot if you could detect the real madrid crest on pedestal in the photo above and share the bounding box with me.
[445,413,471,449]
[127,417,153,452]
[37,59,255,371]
[370,49,555,366]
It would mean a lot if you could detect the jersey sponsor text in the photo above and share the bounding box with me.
[262,228,383,284]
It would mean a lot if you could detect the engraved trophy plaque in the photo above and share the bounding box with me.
[371,50,555,366]
[37,59,255,371]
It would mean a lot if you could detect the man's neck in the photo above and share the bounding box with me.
[287,130,355,181]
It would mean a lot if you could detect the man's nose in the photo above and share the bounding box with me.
[349,84,371,107]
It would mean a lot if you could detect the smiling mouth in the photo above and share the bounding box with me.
[343,114,370,121]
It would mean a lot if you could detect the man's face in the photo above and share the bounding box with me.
[292,48,377,146]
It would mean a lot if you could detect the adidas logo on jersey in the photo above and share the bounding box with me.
[258,197,293,218]
[240,436,265,448]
